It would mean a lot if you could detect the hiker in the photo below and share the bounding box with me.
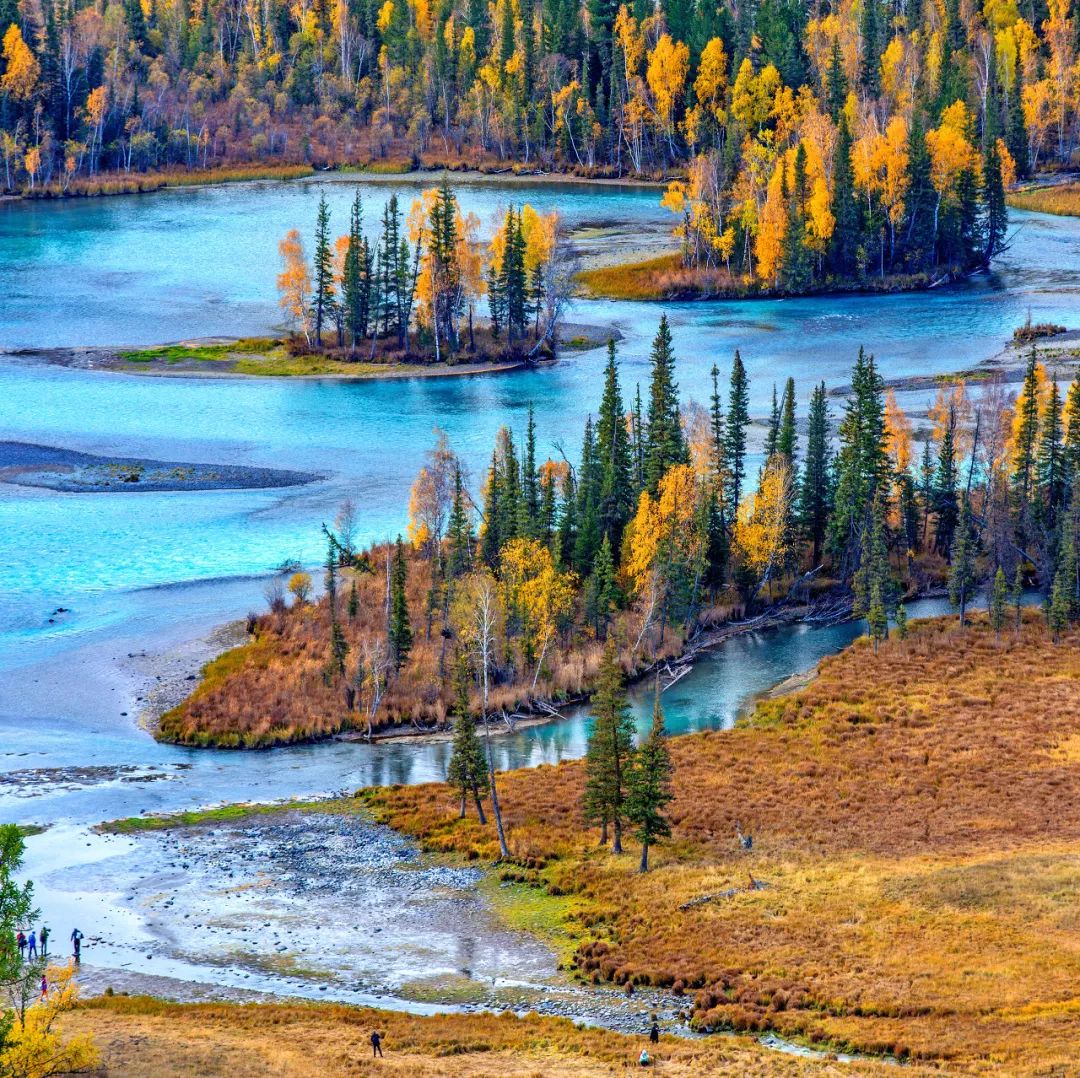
[39,974,47,1001]
[649,1021,659,1045]
[370,1031,383,1058]
[39,926,48,958]
[638,1048,651,1067]
[27,930,37,961]
[16,931,25,960]
[71,928,82,961]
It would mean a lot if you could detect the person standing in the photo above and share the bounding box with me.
[370,1031,383,1058]
[39,974,48,1001]
[71,928,82,961]
[27,930,37,960]
[649,1021,659,1045]
[39,925,48,959]
[16,931,25,961]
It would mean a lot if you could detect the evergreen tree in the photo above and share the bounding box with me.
[982,142,1008,263]
[1063,376,1080,495]
[722,349,750,516]
[625,684,674,873]
[596,340,633,550]
[777,376,797,464]
[989,565,1008,637]
[480,449,502,566]
[829,348,887,573]
[312,193,334,347]
[522,404,540,536]
[1012,349,1041,539]
[830,115,860,276]
[389,536,413,668]
[447,653,489,821]
[348,580,359,619]
[895,601,908,639]
[582,639,635,852]
[447,464,473,578]
[934,412,959,557]
[585,533,618,637]
[341,189,368,352]
[764,383,780,460]
[858,0,881,95]
[799,381,831,565]
[948,498,977,625]
[781,145,812,290]
[825,36,848,119]
[1013,560,1025,633]
[1038,375,1065,526]
[574,415,603,574]
[1006,64,1030,179]
[643,315,687,492]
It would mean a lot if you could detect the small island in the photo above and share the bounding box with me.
[0,441,320,493]
[158,314,1080,749]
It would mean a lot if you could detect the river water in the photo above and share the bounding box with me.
[0,176,1076,1014]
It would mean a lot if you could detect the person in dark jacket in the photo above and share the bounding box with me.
[370,1030,383,1058]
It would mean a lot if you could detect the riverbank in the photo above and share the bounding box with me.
[63,995,897,1076]
[7,322,619,382]
[364,614,1080,1072]
[576,251,977,303]
[0,441,321,493]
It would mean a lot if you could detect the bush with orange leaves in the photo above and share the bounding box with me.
[366,613,1080,1071]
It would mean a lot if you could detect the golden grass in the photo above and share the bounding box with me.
[30,164,315,198]
[1007,182,1080,217]
[160,542,702,747]
[365,614,1080,1071]
[63,995,906,1076]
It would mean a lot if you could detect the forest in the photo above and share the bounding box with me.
[1,0,1075,278]
[160,316,1080,747]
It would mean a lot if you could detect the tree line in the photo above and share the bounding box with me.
[276,179,569,358]
[1,0,1076,204]
[295,316,1080,862]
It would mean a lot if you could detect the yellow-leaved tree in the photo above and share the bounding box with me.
[277,228,312,343]
[734,456,794,599]
[0,963,99,1078]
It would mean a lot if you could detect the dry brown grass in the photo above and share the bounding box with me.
[63,995,907,1076]
[159,543,701,747]
[1007,182,1080,217]
[365,614,1080,1071]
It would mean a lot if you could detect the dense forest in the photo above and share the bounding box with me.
[161,319,1080,746]
[0,0,1075,270]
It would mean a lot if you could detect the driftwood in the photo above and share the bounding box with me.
[679,878,769,911]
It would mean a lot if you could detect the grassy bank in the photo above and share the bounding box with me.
[1007,182,1080,217]
[575,253,938,301]
[63,995,904,1076]
[97,797,361,834]
[364,614,1080,1072]
[22,164,316,199]
[114,337,530,379]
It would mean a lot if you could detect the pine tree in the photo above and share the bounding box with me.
[934,412,959,557]
[799,381,831,565]
[447,653,489,821]
[982,142,1008,263]
[867,576,888,652]
[625,684,673,873]
[1037,375,1064,527]
[989,565,1008,637]
[777,377,797,464]
[389,536,413,669]
[830,114,860,277]
[1063,376,1080,495]
[1012,348,1041,539]
[895,601,908,639]
[585,532,617,637]
[348,579,359,619]
[341,189,367,352]
[596,340,633,550]
[1012,560,1025,634]
[948,498,977,626]
[447,464,473,578]
[480,450,501,566]
[858,0,881,95]
[781,145,812,290]
[764,383,780,460]
[825,36,848,119]
[574,416,602,574]
[312,193,334,348]
[722,349,750,515]
[582,639,635,852]
[1006,63,1030,179]
[522,404,540,536]
[643,315,687,493]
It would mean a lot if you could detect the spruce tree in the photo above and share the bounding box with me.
[447,464,473,578]
[625,684,674,873]
[574,416,602,575]
[1063,376,1080,495]
[777,376,797,464]
[948,498,977,626]
[895,601,908,639]
[799,381,831,565]
[989,565,1008,637]
[764,383,780,460]
[341,189,366,352]
[582,639,635,853]
[1037,376,1064,527]
[389,536,413,669]
[722,349,750,516]
[1012,348,1041,539]
[312,193,335,347]
[585,533,617,637]
[830,114,860,276]
[934,413,959,557]
[982,142,1008,263]
[858,0,881,95]
[643,315,687,493]
[596,340,633,550]
[447,654,489,821]
[522,404,540,536]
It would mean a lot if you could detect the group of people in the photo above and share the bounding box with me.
[13,926,83,963]
[13,926,48,962]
